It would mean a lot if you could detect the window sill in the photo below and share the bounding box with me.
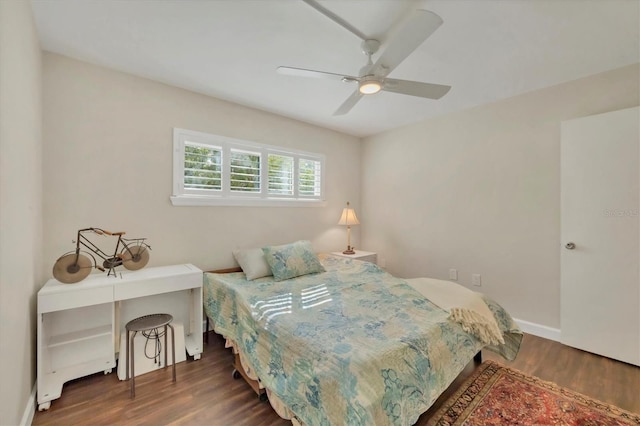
[170,195,327,207]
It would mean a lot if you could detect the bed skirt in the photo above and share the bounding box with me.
[222,332,304,424]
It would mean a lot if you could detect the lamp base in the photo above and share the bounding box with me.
[342,247,356,255]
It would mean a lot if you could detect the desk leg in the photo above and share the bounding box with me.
[114,301,121,354]
[185,288,203,360]
[189,289,195,335]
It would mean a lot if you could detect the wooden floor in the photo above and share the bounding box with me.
[32,332,640,426]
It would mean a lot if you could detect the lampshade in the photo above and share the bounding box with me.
[338,202,360,226]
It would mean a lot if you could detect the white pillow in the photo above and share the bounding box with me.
[233,247,273,280]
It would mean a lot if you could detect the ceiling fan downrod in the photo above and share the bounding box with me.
[356,40,383,94]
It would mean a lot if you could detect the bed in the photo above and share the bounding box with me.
[204,250,522,425]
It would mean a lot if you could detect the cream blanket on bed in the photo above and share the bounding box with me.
[405,277,505,345]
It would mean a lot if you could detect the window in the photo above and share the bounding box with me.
[172,128,325,206]
[183,143,222,192]
[268,154,294,196]
[299,158,322,197]
[230,149,260,193]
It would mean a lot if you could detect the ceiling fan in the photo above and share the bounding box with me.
[277,0,451,115]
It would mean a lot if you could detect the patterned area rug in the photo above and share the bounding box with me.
[427,360,640,425]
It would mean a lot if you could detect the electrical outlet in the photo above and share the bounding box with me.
[449,269,458,280]
[472,274,482,287]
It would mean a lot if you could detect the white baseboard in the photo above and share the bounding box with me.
[20,382,36,426]
[514,318,561,342]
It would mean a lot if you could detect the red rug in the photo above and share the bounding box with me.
[427,360,640,425]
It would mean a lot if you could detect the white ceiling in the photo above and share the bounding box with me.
[31,0,639,137]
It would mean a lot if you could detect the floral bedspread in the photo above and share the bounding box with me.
[204,255,521,425]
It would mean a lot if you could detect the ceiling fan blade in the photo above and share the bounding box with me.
[383,78,451,99]
[333,90,364,116]
[277,66,355,82]
[301,0,367,41]
[372,10,443,76]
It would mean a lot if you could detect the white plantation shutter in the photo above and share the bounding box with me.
[172,128,324,206]
[183,142,222,193]
[230,149,260,193]
[268,154,294,196]
[299,158,322,197]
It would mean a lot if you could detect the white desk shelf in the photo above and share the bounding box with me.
[47,325,112,348]
[37,264,203,411]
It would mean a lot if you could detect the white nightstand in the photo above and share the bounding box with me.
[331,250,377,265]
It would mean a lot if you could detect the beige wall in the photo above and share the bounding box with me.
[43,53,361,276]
[0,1,44,424]
[361,64,640,329]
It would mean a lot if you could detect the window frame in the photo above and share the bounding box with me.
[171,128,326,207]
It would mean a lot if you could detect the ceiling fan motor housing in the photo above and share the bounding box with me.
[361,39,380,56]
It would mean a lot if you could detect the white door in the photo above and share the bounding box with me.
[561,106,640,366]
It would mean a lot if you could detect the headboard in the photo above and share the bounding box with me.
[206,267,242,274]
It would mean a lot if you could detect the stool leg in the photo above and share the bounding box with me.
[168,324,176,382]
[164,325,168,369]
[125,329,130,381]
[130,330,137,398]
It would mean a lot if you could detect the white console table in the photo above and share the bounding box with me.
[37,264,202,411]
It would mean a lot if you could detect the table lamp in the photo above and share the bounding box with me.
[338,201,360,254]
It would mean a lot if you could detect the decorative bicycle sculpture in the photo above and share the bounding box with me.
[53,227,151,283]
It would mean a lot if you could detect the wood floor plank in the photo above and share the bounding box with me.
[32,332,639,426]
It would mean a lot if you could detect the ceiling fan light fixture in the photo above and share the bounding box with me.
[359,79,382,95]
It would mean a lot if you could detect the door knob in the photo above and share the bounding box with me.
[565,242,576,250]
